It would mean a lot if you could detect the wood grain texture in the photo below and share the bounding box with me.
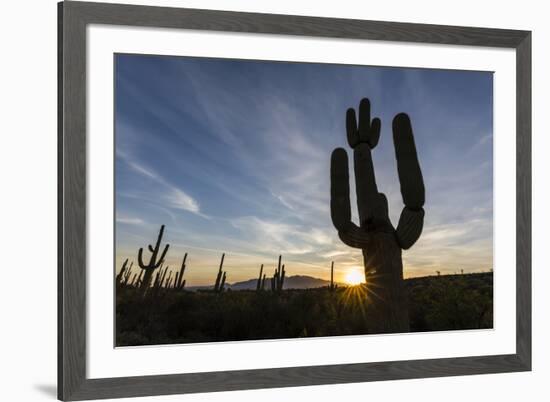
[515,32,532,370]
[57,3,64,398]
[58,1,532,400]
[67,354,526,401]
[65,1,528,47]
[59,2,87,399]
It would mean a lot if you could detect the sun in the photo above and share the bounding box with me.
[345,269,364,286]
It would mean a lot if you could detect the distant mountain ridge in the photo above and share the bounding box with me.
[230,275,338,290]
[187,275,339,291]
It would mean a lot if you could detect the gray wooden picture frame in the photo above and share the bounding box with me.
[58,1,531,400]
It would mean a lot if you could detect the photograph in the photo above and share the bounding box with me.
[114,53,494,347]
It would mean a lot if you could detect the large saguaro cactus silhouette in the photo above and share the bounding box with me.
[330,98,425,333]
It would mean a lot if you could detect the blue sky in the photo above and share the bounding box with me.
[115,54,493,285]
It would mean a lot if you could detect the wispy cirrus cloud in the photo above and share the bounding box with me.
[117,149,204,217]
[116,215,144,225]
[166,188,200,213]
[229,215,335,256]
[125,159,158,180]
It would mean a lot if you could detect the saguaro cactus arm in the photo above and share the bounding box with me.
[392,113,425,249]
[346,98,381,148]
[330,149,371,249]
[330,148,352,231]
[396,207,425,249]
[392,113,425,209]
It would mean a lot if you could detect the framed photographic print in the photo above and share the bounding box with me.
[58,1,531,400]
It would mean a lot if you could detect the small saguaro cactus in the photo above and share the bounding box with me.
[256,264,264,291]
[116,260,134,287]
[271,255,285,292]
[135,270,143,288]
[329,261,335,292]
[174,253,188,290]
[123,264,133,286]
[116,258,129,286]
[137,225,170,290]
[130,270,143,288]
[130,272,138,287]
[214,253,227,293]
[330,98,425,333]
[153,264,168,289]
